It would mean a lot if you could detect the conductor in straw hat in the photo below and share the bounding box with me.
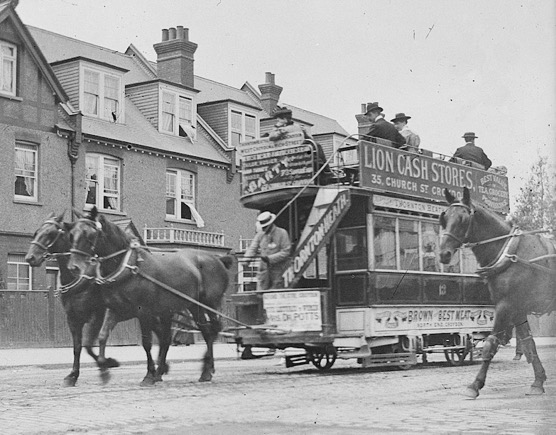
[451,132,492,170]
[244,211,291,291]
[391,112,421,151]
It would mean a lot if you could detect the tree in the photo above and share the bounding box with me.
[512,155,556,231]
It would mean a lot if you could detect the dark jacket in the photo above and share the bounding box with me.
[364,118,407,148]
[452,143,492,170]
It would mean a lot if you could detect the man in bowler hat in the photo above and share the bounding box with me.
[363,102,406,148]
[451,132,492,169]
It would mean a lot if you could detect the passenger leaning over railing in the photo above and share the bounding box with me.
[269,106,332,183]
[450,132,492,170]
[362,102,407,148]
[391,112,421,152]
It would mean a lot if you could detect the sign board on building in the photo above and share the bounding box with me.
[263,290,322,332]
[238,132,314,196]
[360,141,510,214]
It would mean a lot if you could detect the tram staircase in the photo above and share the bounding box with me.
[283,187,351,288]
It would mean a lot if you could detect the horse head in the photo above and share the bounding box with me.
[439,187,474,264]
[25,211,70,267]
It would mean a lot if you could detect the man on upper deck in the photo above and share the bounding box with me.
[363,102,406,148]
[451,132,492,170]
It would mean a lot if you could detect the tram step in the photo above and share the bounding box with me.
[285,353,310,368]
[337,347,371,359]
[360,352,417,368]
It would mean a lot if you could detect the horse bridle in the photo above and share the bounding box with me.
[31,219,66,258]
[69,218,102,260]
[441,203,475,247]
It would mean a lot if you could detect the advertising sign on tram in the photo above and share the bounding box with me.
[263,290,322,332]
[238,132,314,195]
[360,141,510,214]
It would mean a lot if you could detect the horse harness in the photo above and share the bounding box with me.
[442,203,556,278]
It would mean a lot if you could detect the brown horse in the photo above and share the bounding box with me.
[439,187,556,398]
[25,212,120,386]
[67,207,234,385]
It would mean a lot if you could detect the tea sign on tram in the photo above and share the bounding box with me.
[233,133,510,370]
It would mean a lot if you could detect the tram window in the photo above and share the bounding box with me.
[375,273,420,303]
[336,227,367,271]
[421,222,441,272]
[373,216,396,270]
[399,219,419,271]
[337,274,367,305]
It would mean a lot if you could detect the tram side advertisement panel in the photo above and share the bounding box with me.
[370,305,494,335]
[360,141,509,213]
[263,290,322,332]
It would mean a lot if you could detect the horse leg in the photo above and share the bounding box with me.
[464,302,511,399]
[196,311,221,382]
[515,319,547,395]
[138,318,157,387]
[63,318,84,387]
[96,309,120,384]
[84,310,120,370]
[153,316,173,382]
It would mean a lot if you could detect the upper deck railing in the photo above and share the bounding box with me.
[144,227,225,247]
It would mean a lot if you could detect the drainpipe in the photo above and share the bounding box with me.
[67,112,82,221]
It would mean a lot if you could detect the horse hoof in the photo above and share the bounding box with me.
[199,374,213,382]
[154,374,164,383]
[526,386,545,396]
[106,358,120,368]
[463,387,479,399]
[63,377,77,387]
[140,378,156,387]
[100,371,111,385]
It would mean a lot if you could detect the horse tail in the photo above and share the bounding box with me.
[218,254,235,270]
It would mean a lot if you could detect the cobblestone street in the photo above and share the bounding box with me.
[0,346,554,434]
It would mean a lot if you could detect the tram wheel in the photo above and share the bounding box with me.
[308,347,336,371]
[444,349,466,366]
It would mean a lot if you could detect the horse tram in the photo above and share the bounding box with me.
[231,130,510,371]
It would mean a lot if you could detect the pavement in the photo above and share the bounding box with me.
[0,337,554,369]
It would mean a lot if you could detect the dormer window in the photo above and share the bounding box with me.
[1,41,16,96]
[160,88,195,140]
[81,65,123,122]
[231,110,257,147]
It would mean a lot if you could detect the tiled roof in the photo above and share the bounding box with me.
[194,76,261,109]
[285,104,350,136]
[83,97,230,165]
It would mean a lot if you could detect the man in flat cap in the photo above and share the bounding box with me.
[451,132,492,169]
[391,112,420,151]
[363,102,406,148]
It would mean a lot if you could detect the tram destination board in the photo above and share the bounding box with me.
[360,141,510,214]
[238,132,314,195]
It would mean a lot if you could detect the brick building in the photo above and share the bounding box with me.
[0,1,352,346]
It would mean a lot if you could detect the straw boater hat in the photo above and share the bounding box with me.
[390,113,411,123]
[462,132,478,139]
[272,106,292,119]
[365,102,383,115]
[257,211,276,229]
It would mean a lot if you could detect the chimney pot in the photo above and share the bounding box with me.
[265,72,275,85]
[161,29,169,41]
[183,28,189,41]
[361,103,366,114]
[169,27,176,39]
[176,26,184,39]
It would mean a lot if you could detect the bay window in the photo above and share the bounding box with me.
[85,154,121,211]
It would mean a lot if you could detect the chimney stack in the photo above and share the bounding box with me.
[356,102,372,136]
[258,72,283,116]
[154,26,198,88]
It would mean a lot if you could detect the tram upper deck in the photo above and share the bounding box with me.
[238,132,509,215]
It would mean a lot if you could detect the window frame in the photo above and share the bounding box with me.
[85,153,122,212]
[14,142,38,202]
[165,168,204,226]
[369,212,478,275]
[229,107,258,148]
[80,64,124,122]
[0,40,17,97]
[158,86,196,139]
[7,254,32,291]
